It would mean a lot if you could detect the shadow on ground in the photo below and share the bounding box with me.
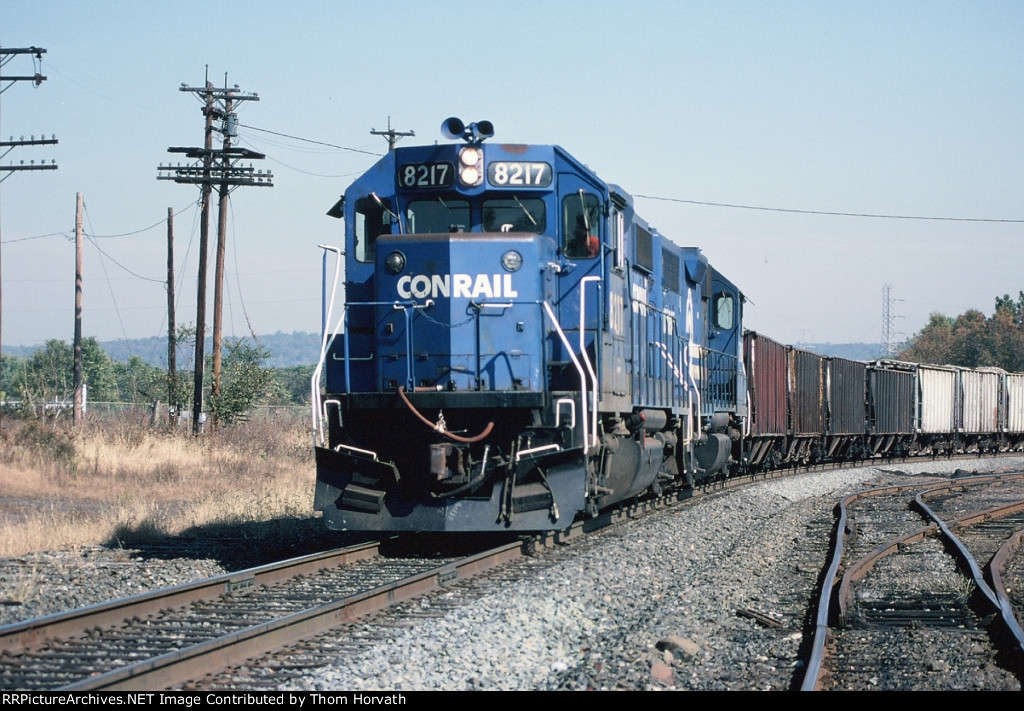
[102,516,379,571]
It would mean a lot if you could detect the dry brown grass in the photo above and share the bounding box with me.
[0,412,318,557]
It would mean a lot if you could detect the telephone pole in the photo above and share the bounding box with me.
[157,75,272,433]
[371,117,414,152]
[0,45,57,407]
[73,193,83,425]
[166,207,177,425]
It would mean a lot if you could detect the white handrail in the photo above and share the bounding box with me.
[579,276,601,449]
[516,443,562,461]
[685,290,702,443]
[312,244,344,447]
[543,300,590,454]
[555,397,576,429]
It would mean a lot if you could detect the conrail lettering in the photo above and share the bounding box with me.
[396,273,519,300]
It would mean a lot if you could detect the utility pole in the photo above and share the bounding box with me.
[166,207,177,425]
[0,44,57,409]
[73,193,83,425]
[211,93,263,427]
[157,75,272,433]
[371,117,414,152]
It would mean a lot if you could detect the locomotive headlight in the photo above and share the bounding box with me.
[501,249,523,272]
[458,147,484,186]
[385,250,406,274]
[460,165,481,185]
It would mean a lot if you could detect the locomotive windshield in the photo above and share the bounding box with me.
[406,198,470,233]
[482,197,545,233]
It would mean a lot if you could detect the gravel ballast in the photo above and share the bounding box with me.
[291,457,1024,691]
[2,456,1021,690]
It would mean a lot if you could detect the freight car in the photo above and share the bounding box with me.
[311,118,1023,533]
[741,336,1024,471]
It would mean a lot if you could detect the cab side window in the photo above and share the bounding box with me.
[713,292,735,330]
[354,196,393,262]
[562,191,601,258]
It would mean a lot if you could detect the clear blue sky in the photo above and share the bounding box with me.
[2,1,1022,352]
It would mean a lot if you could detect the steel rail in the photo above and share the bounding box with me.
[801,471,1024,691]
[914,495,1024,654]
[990,527,1024,653]
[0,541,382,656]
[798,481,946,691]
[58,540,526,691]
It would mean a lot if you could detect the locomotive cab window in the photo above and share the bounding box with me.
[611,205,625,270]
[713,292,735,330]
[563,191,601,258]
[482,197,545,233]
[406,198,470,234]
[354,195,393,262]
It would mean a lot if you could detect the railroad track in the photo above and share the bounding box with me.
[803,472,1024,690]
[0,484,688,691]
[0,538,531,691]
[3,454,1023,691]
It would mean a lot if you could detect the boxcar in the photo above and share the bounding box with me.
[866,360,916,457]
[916,363,959,454]
[959,367,1002,452]
[824,356,867,460]
[787,347,825,463]
[742,331,788,470]
[1006,372,1024,450]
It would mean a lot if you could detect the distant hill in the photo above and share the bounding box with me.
[5,331,322,368]
[800,342,891,361]
[6,334,888,368]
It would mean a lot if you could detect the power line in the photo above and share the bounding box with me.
[238,123,382,157]
[1,200,198,244]
[85,234,164,283]
[1,231,68,244]
[634,194,1024,223]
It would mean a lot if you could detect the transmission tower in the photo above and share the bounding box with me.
[880,284,902,358]
[157,76,273,433]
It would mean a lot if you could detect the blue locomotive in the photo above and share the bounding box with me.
[312,118,745,532]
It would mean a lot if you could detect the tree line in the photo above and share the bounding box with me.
[6,289,1019,418]
[898,291,1024,371]
[1,332,315,423]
